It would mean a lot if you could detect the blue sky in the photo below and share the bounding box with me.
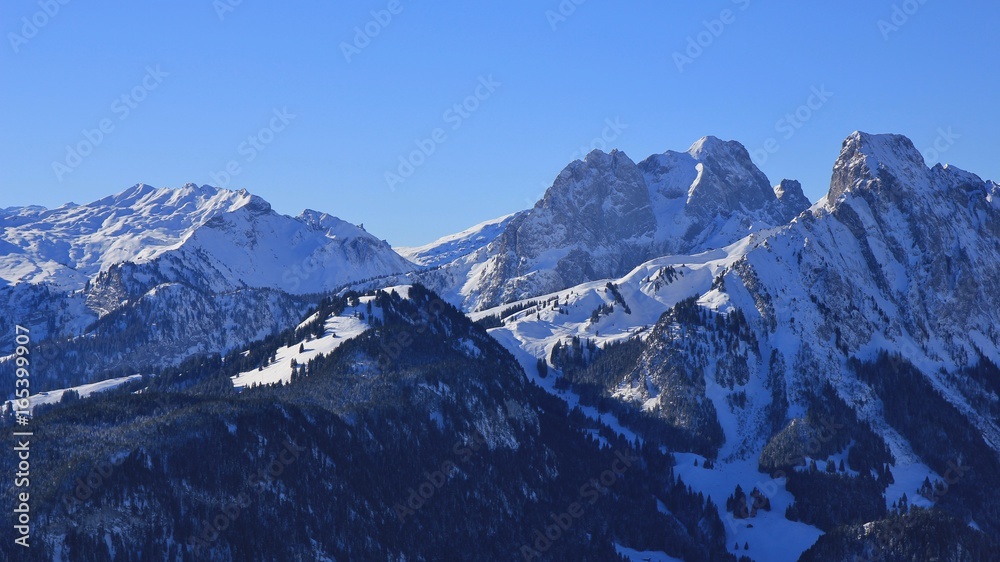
[2,0,997,246]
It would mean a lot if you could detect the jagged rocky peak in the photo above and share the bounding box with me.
[534,148,654,242]
[827,131,931,205]
[298,208,339,229]
[547,148,642,196]
[549,137,791,223]
[990,180,1000,208]
[639,136,780,218]
[686,134,749,160]
[239,193,272,214]
[427,135,820,310]
[774,179,811,214]
[685,136,779,215]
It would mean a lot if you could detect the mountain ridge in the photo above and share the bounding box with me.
[2,130,999,561]
[0,182,415,294]
[406,135,810,311]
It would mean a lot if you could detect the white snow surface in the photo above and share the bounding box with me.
[396,211,524,268]
[0,183,415,294]
[0,184,251,289]
[614,544,684,562]
[232,298,376,388]
[674,455,822,562]
[3,373,143,414]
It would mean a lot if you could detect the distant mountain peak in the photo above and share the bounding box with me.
[235,192,272,215]
[572,148,635,178]
[423,136,808,309]
[122,182,156,197]
[774,179,811,214]
[828,131,930,205]
[671,137,779,217]
[0,183,412,292]
[686,135,748,160]
[298,208,334,225]
[296,209,373,240]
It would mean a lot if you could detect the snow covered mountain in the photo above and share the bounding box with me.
[2,132,998,561]
[411,136,810,311]
[396,211,525,268]
[1,183,251,290]
[0,184,416,390]
[0,183,414,294]
[468,131,1000,560]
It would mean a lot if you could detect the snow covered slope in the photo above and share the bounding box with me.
[0,184,250,290]
[0,183,415,295]
[0,184,416,391]
[1,373,142,414]
[231,296,376,388]
[396,211,524,268]
[157,202,414,295]
[470,238,833,561]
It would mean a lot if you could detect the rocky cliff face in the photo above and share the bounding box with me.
[421,136,810,311]
[470,132,1000,559]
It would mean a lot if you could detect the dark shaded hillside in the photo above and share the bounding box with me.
[800,509,994,562]
[0,286,735,561]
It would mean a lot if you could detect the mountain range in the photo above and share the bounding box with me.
[2,132,998,561]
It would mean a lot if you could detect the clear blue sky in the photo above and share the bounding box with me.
[2,0,997,246]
